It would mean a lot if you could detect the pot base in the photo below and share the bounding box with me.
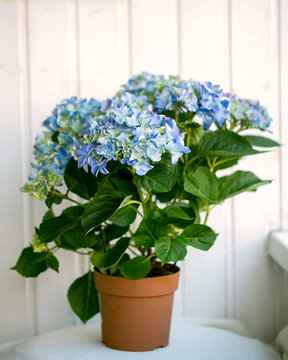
[100,293,173,351]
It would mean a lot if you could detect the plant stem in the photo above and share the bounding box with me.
[214,156,239,168]
[66,196,84,206]
[99,229,106,252]
[49,191,84,206]
[203,204,210,225]
[185,128,191,162]
[175,107,179,123]
[207,156,217,173]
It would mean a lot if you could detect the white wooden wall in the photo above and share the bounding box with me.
[0,0,287,343]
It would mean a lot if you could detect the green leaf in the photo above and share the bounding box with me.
[90,252,105,270]
[132,219,160,247]
[244,135,280,148]
[218,171,271,201]
[200,130,258,157]
[51,131,60,143]
[10,247,57,277]
[159,205,195,228]
[67,271,100,323]
[184,167,220,204]
[39,214,75,243]
[42,209,54,222]
[45,252,59,272]
[178,224,218,251]
[156,184,178,203]
[45,192,62,208]
[110,205,137,226]
[184,168,271,204]
[45,196,55,209]
[165,205,194,220]
[119,256,151,279]
[103,237,130,269]
[62,206,85,217]
[58,226,99,250]
[186,123,203,147]
[109,171,140,200]
[102,224,129,243]
[154,237,187,264]
[214,158,239,171]
[64,158,98,200]
[81,191,124,233]
[134,158,177,193]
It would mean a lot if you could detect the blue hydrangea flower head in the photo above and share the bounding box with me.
[75,106,190,176]
[22,74,273,200]
[229,96,272,131]
[22,96,101,199]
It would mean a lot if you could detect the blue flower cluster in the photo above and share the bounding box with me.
[76,106,190,176]
[22,73,273,200]
[43,96,101,134]
[22,97,101,199]
[121,72,272,132]
[122,72,166,95]
[229,96,272,131]
[154,80,230,130]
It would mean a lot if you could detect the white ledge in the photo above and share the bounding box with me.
[268,231,288,272]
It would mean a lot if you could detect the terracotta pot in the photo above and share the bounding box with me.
[94,268,180,351]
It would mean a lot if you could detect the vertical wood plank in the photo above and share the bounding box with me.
[18,0,37,338]
[26,0,78,333]
[180,0,231,318]
[0,0,29,342]
[279,0,288,329]
[78,0,130,99]
[180,0,230,85]
[230,0,281,341]
[280,0,288,230]
[130,0,179,75]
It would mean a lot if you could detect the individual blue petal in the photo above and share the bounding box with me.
[147,143,162,162]
[133,160,154,176]
[155,88,173,111]
[101,98,112,112]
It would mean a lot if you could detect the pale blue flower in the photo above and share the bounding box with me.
[230,96,272,131]
[76,107,190,176]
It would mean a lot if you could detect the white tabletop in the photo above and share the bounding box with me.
[0,317,282,360]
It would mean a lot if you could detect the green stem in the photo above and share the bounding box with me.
[214,156,239,168]
[203,204,210,225]
[137,187,145,203]
[175,107,179,123]
[130,206,144,218]
[49,191,84,206]
[207,156,217,173]
[99,229,106,253]
[185,128,191,162]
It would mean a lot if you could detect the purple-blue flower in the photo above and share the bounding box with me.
[75,106,190,176]
[230,96,272,131]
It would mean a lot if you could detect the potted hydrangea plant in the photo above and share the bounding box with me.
[12,73,279,351]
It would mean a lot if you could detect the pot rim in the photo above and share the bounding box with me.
[94,266,180,298]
